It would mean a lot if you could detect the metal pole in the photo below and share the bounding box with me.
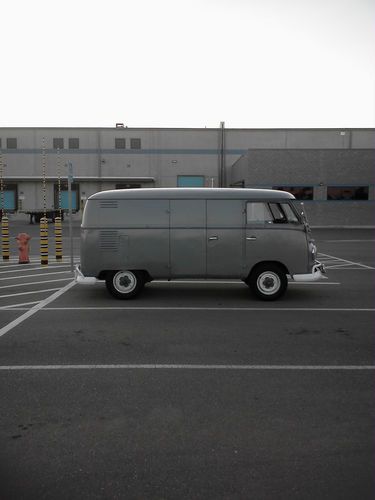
[220,121,226,187]
[42,138,47,219]
[98,129,103,192]
[57,147,62,219]
[68,162,74,272]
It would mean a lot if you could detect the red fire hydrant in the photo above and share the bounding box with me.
[16,233,31,264]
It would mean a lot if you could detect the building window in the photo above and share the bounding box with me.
[68,138,79,149]
[6,138,17,149]
[177,175,205,187]
[130,138,141,149]
[273,186,313,200]
[327,186,369,200]
[115,183,141,189]
[115,138,126,149]
[53,138,64,149]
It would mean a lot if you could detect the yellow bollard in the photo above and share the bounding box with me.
[40,217,48,265]
[54,216,63,261]
[1,215,9,260]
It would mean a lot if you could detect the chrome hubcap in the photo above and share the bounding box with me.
[113,271,136,294]
[257,271,281,295]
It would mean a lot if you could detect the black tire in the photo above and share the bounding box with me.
[248,264,287,301]
[105,270,144,299]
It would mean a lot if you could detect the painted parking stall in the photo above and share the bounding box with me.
[0,229,374,499]
[0,258,76,309]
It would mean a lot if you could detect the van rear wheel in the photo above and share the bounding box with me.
[105,270,144,299]
[248,264,287,301]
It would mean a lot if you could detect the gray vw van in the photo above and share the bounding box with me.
[75,188,325,300]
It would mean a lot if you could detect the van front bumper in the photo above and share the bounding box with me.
[75,265,99,285]
[291,262,325,282]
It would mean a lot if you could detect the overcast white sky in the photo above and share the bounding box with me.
[2,0,374,128]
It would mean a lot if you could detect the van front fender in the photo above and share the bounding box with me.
[245,261,289,283]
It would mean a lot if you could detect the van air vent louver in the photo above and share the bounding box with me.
[99,230,119,251]
[99,200,118,209]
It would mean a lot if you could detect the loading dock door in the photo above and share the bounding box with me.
[170,200,206,277]
[2,191,16,211]
[61,189,78,210]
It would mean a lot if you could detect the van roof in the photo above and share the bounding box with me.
[89,187,295,200]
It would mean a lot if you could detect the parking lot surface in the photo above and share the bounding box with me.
[0,225,374,499]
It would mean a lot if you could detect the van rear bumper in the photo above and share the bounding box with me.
[291,262,325,282]
[75,265,99,285]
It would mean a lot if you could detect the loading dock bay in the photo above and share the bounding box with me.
[0,228,374,499]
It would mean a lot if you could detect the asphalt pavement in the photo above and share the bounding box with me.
[0,225,374,499]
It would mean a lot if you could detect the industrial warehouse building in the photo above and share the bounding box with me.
[0,126,374,226]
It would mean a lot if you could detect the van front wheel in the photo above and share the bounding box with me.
[106,270,144,299]
[248,264,287,301]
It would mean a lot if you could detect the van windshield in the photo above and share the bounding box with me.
[280,203,300,223]
[292,201,308,222]
[246,202,301,224]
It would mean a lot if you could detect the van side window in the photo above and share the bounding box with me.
[246,203,273,224]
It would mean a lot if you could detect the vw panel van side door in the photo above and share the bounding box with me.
[170,199,206,277]
[206,199,244,278]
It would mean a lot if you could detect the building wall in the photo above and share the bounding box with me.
[231,148,375,226]
[0,127,374,226]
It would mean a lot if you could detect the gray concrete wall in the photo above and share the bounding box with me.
[296,202,375,227]
[231,149,375,226]
[231,149,375,185]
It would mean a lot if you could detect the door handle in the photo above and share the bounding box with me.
[246,236,257,241]
[208,236,219,241]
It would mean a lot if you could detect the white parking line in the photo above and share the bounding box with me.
[0,306,371,312]
[0,278,72,289]
[0,281,76,338]
[0,258,79,267]
[288,282,339,285]
[0,364,373,371]
[0,301,40,309]
[0,288,61,299]
[318,252,375,270]
[324,240,375,243]
[0,271,72,281]
[326,263,361,269]
[151,282,341,287]
[0,265,72,275]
